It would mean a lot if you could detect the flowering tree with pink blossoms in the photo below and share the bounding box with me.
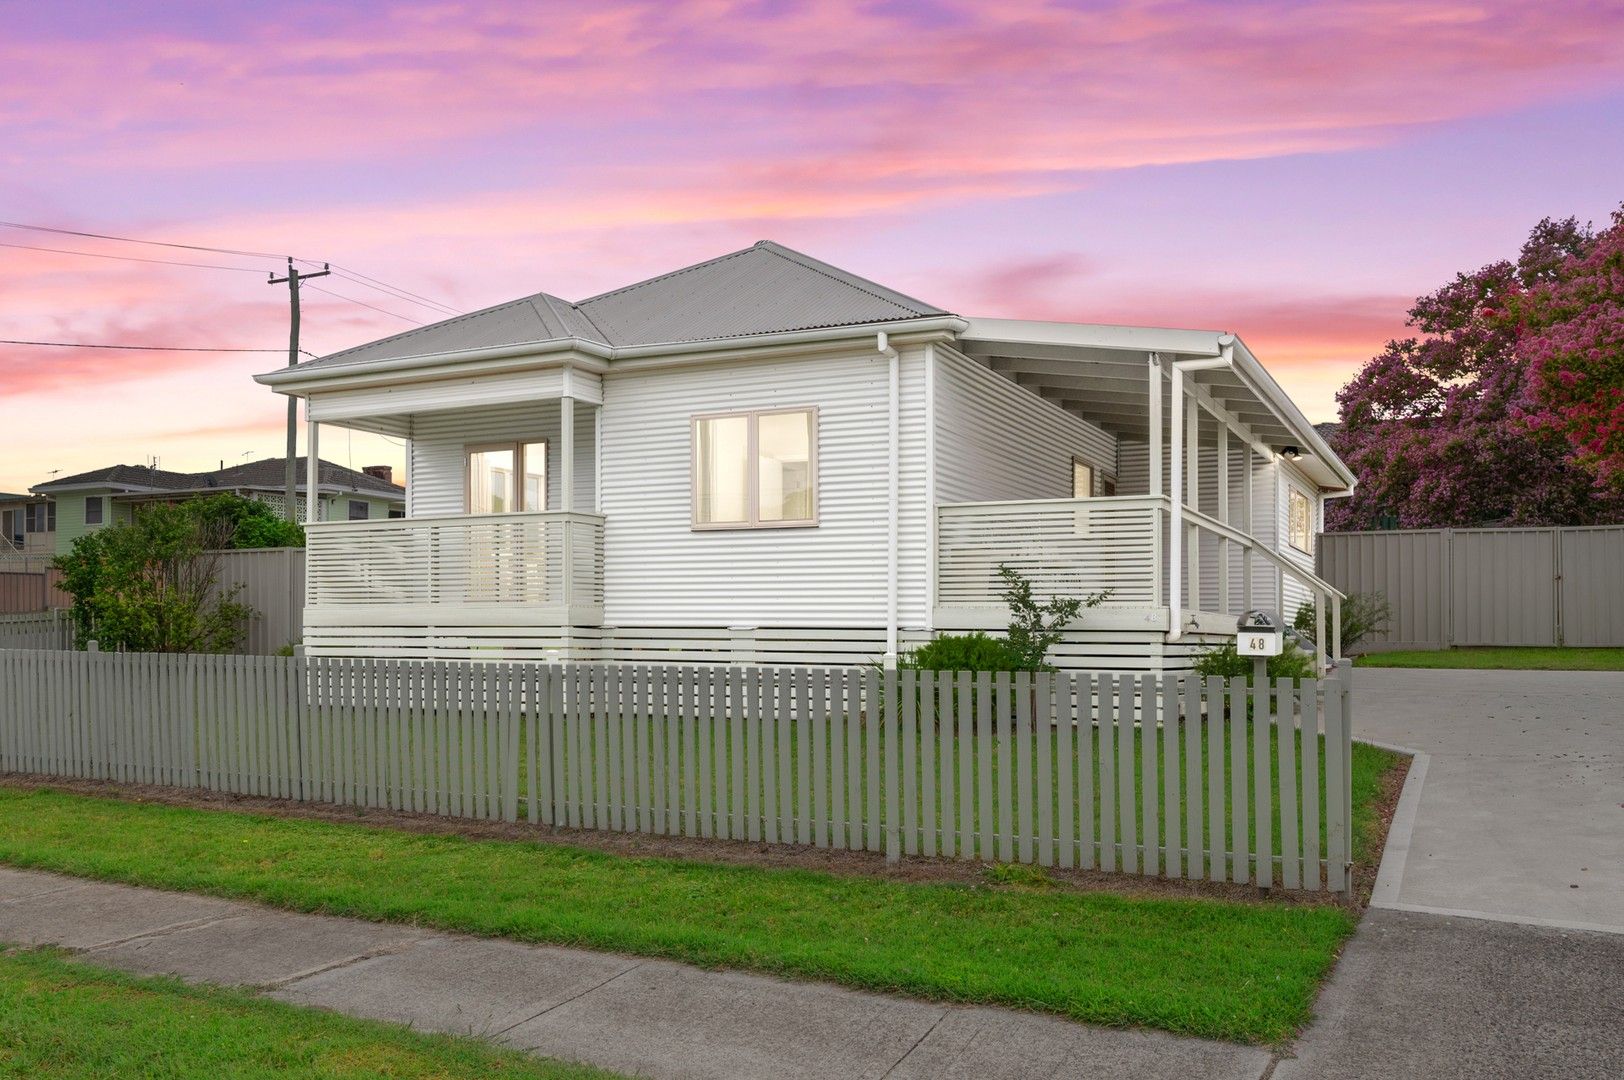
[1327,213,1624,530]
[1518,207,1624,494]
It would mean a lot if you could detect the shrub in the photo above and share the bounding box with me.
[1192,641,1316,684]
[53,502,253,653]
[997,565,1109,670]
[1294,592,1391,654]
[899,632,1024,673]
[188,493,305,549]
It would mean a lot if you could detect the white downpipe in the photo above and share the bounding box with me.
[1147,354,1163,607]
[880,332,900,667]
[1169,366,1183,640]
[923,342,937,633]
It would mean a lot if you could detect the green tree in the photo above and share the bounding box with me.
[53,501,253,653]
[187,493,305,549]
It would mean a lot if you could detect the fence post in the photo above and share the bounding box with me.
[1334,658,1355,901]
[88,640,99,653]
[1442,528,1455,648]
[1552,529,1565,647]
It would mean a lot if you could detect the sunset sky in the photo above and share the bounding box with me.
[4,0,1624,492]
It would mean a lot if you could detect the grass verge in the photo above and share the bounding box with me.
[0,945,617,1079]
[0,785,1359,1045]
[1355,647,1624,671]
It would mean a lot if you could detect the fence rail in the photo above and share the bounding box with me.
[0,651,1354,894]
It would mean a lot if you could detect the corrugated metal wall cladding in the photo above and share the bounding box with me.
[408,400,596,516]
[599,349,906,627]
[1560,527,1624,645]
[934,348,1117,505]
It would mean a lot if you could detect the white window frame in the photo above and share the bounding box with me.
[347,499,369,521]
[691,406,819,531]
[463,440,548,515]
[1071,458,1094,499]
[1287,485,1314,554]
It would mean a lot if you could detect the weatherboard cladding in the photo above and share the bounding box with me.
[289,241,950,375]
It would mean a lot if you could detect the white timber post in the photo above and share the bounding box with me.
[560,373,576,514]
[1147,353,1163,607]
[1216,424,1230,614]
[305,414,320,524]
[1168,364,1184,640]
[1242,447,1256,609]
[593,401,603,513]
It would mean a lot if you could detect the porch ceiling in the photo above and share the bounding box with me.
[959,318,1352,490]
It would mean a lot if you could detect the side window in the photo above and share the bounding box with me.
[1071,459,1094,499]
[1288,487,1314,554]
[467,442,546,514]
[84,497,104,525]
[693,409,817,528]
[348,500,369,521]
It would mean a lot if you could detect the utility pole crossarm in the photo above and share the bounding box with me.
[268,258,331,522]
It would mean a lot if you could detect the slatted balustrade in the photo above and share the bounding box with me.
[305,511,604,613]
[0,650,1354,895]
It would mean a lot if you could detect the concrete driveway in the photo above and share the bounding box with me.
[1280,666,1624,1079]
[1354,667,1623,932]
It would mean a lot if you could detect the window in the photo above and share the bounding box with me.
[25,502,54,533]
[84,496,103,525]
[466,441,546,514]
[693,408,816,528]
[1071,459,1094,499]
[388,508,405,519]
[348,500,369,521]
[1288,487,1314,553]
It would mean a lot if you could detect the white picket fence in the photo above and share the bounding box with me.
[0,651,1355,894]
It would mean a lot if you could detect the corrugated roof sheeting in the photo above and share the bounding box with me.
[285,241,949,376]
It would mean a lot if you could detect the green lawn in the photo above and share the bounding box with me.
[0,786,1361,1045]
[1355,647,1624,671]
[0,945,617,1079]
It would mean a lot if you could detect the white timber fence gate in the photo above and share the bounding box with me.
[0,651,1355,895]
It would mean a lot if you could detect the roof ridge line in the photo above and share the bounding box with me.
[751,241,943,316]
[574,245,758,306]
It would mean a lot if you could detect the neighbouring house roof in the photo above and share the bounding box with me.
[284,240,950,375]
[0,492,30,502]
[31,458,404,501]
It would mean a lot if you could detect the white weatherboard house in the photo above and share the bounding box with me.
[258,242,1353,671]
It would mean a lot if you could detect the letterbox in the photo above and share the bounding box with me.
[1236,609,1283,658]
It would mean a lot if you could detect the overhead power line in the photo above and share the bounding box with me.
[304,283,424,326]
[0,338,306,354]
[0,219,463,319]
[0,239,270,273]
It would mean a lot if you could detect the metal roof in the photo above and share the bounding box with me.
[31,459,404,499]
[282,241,949,376]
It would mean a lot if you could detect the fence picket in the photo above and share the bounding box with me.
[1229,675,1248,885]
[1097,674,1115,873]
[1324,679,1347,894]
[1139,673,1158,877]
[1279,680,1300,891]
[1301,682,1321,891]
[1253,677,1273,888]
[1206,676,1224,884]
[937,672,955,859]
[1033,672,1051,867]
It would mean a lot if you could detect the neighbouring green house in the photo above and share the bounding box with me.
[28,458,404,556]
[0,491,55,557]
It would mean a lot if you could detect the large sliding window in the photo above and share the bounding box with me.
[466,441,547,515]
[693,408,816,529]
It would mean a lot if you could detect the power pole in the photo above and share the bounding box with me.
[269,258,330,521]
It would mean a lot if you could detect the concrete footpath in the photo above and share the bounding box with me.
[1277,668,1624,1080]
[0,865,1270,1080]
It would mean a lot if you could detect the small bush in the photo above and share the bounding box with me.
[998,565,1109,670]
[899,632,1024,673]
[1192,642,1316,684]
[1294,592,1391,655]
[982,863,1055,889]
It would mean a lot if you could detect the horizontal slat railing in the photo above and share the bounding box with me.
[305,511,604,611]
[937,496,1165,607]
[0,651,1355,895]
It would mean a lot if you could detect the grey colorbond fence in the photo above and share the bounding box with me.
[1318,526,1624,649]
[0,651,1355,895]
[215,548,305,655]
[0,611,72,650]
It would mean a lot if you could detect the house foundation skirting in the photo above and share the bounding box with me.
[301,621,1234,673]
